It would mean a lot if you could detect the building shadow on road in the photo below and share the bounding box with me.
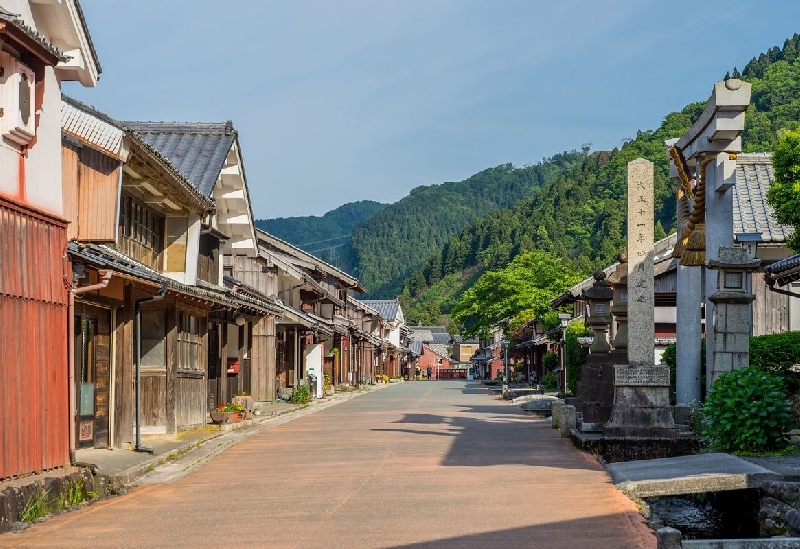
[373,411,593,470]
[381,513,653,549]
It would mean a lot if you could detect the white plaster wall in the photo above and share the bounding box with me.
[3,1,35,21]
[0,3,65,215]
[184,214,201,286]
[24,66,63,215]
[387,327,400,347]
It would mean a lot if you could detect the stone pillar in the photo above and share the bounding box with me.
[704,154,736,392]
[559,405,576,438]
[675,264,702,405]
[605,159,676,438]
[551,400,563,429]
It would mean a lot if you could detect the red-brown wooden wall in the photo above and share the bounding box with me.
[0,197,69,479]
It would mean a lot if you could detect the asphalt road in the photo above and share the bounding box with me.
[1,381,654,549]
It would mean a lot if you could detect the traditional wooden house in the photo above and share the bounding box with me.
[0,1,100,478]
[348,298,387,384]
[121,122,282,411]
[62,101,282,450]
[417,344,452,380]
[732,153,798,333]
[256,229,367,395]
[359,300,406,378]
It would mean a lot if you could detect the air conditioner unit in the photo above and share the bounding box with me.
[0,52,36,146]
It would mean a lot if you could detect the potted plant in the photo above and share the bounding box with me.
[211,401,246,424]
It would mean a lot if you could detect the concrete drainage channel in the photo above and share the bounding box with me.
[605,454,800,548]
[525,397,800,548]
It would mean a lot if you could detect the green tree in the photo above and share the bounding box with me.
[768,129,800,251]
[451,251,583,338]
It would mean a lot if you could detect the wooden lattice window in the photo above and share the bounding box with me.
[119,193,165,270]
[178,312,204,372]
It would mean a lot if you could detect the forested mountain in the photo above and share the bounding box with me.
[254,201,388,266]
[401,32,800,325]
[344,152,587,297]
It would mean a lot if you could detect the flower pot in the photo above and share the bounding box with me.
[210,411,231,424]
[231,411,247,423]
[232,395,254,412]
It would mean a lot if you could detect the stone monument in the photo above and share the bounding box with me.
[604,158,677,438]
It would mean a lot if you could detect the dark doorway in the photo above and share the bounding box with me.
[74,307,111,449]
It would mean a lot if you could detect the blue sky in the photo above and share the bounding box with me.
[66,1,800,219]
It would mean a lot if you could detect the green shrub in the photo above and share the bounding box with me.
[540,371,557,391]
[290,384,311,404]
[565,322,589,394]
[750,331,800,392]
[701,367,792,454]
[542,353,559,372]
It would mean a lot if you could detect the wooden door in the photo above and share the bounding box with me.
[207,326,219,410]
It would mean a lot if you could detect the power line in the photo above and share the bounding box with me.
[297,234,351,247]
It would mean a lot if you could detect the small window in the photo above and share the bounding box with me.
[178,312,204,371]
[724,271,743,290]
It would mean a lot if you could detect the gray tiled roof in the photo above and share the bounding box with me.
[427,344,450,359]
[733,153,793,243]
[764,253,800,288]
[412,325,448,333]
[124,122,236,197]
[360,300,400,321]
[409,329,433,342]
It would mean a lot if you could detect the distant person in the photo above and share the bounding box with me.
[415,366,420,380]
[427,366,432,381]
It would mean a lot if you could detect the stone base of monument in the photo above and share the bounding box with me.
[575,350,622,426]
[566,363,699,462]
[569,431,700,463]
[603,364,678,439]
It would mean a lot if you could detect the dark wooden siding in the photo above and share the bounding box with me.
[175,377,206,429]
[197,232,220,285]
[251,316,276,401]
[0,197,69,478]
[752,273,790,336]
[140,371,167,426]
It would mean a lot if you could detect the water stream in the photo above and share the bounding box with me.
[644,490,760,539]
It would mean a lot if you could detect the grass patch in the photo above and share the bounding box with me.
[20,483,50,522]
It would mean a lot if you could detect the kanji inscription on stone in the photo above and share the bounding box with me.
[627,158,655,367]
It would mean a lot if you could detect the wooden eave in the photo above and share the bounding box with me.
[0,20,61,66]
[125,138,214,216]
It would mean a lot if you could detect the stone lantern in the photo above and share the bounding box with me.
[606,251,628,352]
[576,271,615,427]
[581,271,613,354]
[706,246,760,386]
